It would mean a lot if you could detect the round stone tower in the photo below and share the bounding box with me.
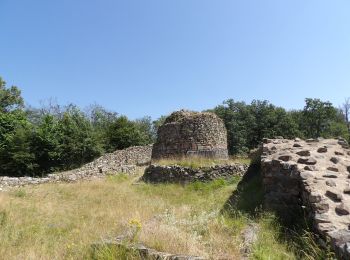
[151,110,229,160]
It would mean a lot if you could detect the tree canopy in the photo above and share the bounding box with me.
[0,75,349,176]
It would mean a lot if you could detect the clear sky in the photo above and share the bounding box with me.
[1,1,349,119]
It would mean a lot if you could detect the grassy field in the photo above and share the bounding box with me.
[0,168,331,260]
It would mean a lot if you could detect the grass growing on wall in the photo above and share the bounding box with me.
[153,156,251,169]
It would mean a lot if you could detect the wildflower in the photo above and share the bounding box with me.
[128,218,142,229]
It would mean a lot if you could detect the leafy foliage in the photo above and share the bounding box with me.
[104,116,152,152]
[0,78,35,176]
[0,77,24,112]
[213,99,301,154]
[213,98,349,154]
[300,98,343,138]
[0,75,348,176]
[0,77,154,176]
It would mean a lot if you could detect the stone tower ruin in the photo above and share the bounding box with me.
[151,110,229,160]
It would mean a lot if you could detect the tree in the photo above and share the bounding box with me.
[56,106,102,169]
[134,116,156,143]
[214,100,254,154]
[105,116,151,152]
[301,98,344,138]
[213,99,300,154]
[0,77,35,176]
[29,114,61,173]
[247,100,300,147]
[0,126,37,176]
[0,77,24,112]
[341,98,350,136]
[86,104,119,151]
[152,115,167,137]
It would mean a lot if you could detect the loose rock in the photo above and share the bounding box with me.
[304,165,317,171]
[326,190,343,202]
[293,143,302,148]
[298,157,317,165]
[278,155,293,162]
[306,139,318,143]
[296,150,311,156]
[344,187,350,194]
[331,157,340,164]
[323,173,338,178]
[327,167,339,172]
[335,203,350,216]
[317,147,328,153]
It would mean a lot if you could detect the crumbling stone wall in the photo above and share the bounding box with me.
[152,110,228,160]
[0,145,153,191]
[141,164,248,184]
[261,137,350,259]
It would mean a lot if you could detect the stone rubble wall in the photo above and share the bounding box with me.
[261,137,350,259]
[152,110,229,160]
[141,164,248,184]
[0,145,153,191]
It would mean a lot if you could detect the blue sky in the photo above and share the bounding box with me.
[1,1,349,119]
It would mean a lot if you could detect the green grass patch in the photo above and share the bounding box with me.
[12,189,27,198]
[106,173,130,183]
[91,245,140,260]
[187,176,241,193]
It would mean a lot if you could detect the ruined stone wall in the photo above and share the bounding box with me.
[141,164,248,184]
[0,145,153,191]
[261,137,350,259]
[152,110,228,160]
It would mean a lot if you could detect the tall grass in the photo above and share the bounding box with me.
[0,170,243,259]
[0,168,331,259]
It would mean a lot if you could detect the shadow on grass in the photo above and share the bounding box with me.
[221,162,335,260]
[222,162,264,216]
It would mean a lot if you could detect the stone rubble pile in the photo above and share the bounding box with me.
[0,145,153,191]
[261,137,350,259]
[152,110,228,160]
[141,163,248,184]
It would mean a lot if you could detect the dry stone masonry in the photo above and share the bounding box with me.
[0,145,152,191]
[141,164,248,184]
[152,110,228,160]
[261,137,350,259]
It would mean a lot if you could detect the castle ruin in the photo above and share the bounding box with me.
[151,110,229,160]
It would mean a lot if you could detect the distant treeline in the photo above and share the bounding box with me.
[1,76,349,176]
[212,99,349,154]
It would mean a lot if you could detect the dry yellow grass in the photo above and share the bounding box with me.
[0,168,326,260]
[0,170,244,259]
